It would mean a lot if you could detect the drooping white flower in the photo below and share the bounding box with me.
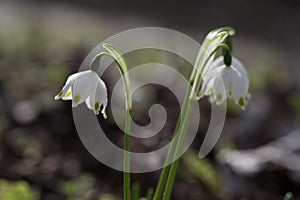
[55,70,108,118]
[200,56,250,110]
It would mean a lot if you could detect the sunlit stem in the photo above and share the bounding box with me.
[155,28,235,200]
[152,85,191,200]
[90,44,132,200]
[153,38,218,200]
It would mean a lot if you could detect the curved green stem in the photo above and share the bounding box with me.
[103,43,132,110]
[90,44,132,200]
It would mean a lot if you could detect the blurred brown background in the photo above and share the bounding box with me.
[0,0,300,199]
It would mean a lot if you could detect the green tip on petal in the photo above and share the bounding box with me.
[238,97,245,107]
[94,102,100,111]
[65,90,72,98]
[217,93,223,102]
[55,90,63,100]
[74,94,80,103]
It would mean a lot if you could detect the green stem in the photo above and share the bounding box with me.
[158,28,235,200]
[163,98,194,200]
[103,44,132,200]
[103,43,132,110]
[152,84,191,200]
[124,108,131,200]
[161,53,212,200]
[91,44,132,200]
[152,123,179,200]
[153,43,204,200]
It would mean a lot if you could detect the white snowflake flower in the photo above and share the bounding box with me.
[200,56,250,110]
[55,70,108,118]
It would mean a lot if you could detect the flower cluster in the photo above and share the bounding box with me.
[54,28,250,122]
[54,28,251,200]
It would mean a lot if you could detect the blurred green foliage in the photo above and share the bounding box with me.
[283,192,293,200]
[98,193,121,200]
[131,183,153,200]
[181,150,222,194]
[0,179,38,200]
[59,174,121,200]
[132,182,140,200]
[0,114,4,144]
[59,174,96,200]
[288,93,300,117]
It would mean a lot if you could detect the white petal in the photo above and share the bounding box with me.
[54,73,80,100]
[231,78,248,108]
[94,79,108,117]
[85,96,92,109]
[72,71,99,107]
[232,57,249,83]
[223,66,239,98]
[230,61,249,109]
[87,77,102,114]
[210,73,227,105]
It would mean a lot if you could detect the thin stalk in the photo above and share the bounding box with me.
[152,42,205,200]
[160,31,233,200]
[161,53,211,200]
[153,46,203,200]
[91,44,132,200]
[102,44,132,200]
[124,108,131,200]
[152,85,191,200]
[163,98,194,200]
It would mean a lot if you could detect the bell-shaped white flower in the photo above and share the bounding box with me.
[55,70,108,118]
[200,56,250,110]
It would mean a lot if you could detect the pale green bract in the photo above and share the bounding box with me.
[54,70,108,118]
